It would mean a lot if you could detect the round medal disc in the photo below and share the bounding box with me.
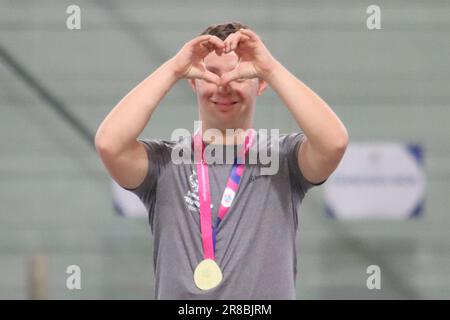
[194,259,223,290]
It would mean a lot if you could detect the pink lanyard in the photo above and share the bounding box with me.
[193,129,255,260]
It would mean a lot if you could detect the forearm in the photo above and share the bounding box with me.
[95,59,179,154]
[266,62,348,154]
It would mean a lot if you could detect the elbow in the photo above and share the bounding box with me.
[95,131,137,158]
[332,128,349,158]
[94,130,105,150]
[336,129,349,150]
[321,126,348,159]
[94,131,115,156]
[95,140,109,157]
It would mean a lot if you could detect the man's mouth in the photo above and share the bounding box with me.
[212,100,239,107]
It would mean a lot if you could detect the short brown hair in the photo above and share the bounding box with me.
[200,22,249,41]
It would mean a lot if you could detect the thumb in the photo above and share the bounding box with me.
[200,70,221,85]
[220,68,242,86]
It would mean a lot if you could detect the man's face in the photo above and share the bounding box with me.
[190,51,266,130]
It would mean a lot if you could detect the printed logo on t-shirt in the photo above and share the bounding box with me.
[184,170,213,214]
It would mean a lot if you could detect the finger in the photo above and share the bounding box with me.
[200,42,215,53]
[207,35,225,51]
[239,28,259,41]
[224,32,243,53]
[200,36,224,55]
[223,33,237,53]
[191,36,215,56]
[201,70,221,85]
[220,68,242,86]
[225,33,240,52]
[190,35,212,47]
[229,33,251,52]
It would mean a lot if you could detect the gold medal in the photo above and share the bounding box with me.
[194,259,223,290]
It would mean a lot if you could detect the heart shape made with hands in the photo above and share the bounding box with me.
[197,28,269,86]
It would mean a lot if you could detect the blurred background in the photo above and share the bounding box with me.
[1,0,449,299]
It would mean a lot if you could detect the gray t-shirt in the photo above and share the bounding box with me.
[123,132,325,299]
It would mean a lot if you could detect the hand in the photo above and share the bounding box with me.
[169,35,225,85]
[220,29,279,85]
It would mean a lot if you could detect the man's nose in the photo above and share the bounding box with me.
[217,83,232,94]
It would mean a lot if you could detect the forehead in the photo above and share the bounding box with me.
[203,52,239,71]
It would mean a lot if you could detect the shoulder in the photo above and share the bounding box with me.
[138,135,195,165]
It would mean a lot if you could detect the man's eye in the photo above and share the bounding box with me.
[234,78,246,83]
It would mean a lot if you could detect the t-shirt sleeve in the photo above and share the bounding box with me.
[121,138,172,216]
[283,133,327,196]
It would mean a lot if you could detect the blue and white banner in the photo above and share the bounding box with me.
[324,143,425,219]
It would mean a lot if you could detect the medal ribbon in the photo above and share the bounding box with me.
[194,129,255,261]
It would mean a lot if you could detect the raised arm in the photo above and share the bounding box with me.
[220,28,348,184]
[95,35,224,189]
[267,63,348,184]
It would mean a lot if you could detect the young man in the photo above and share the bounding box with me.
[95,22,348,299]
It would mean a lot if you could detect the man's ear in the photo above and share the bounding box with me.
[257,79,268,96]
[188,79,197,92]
